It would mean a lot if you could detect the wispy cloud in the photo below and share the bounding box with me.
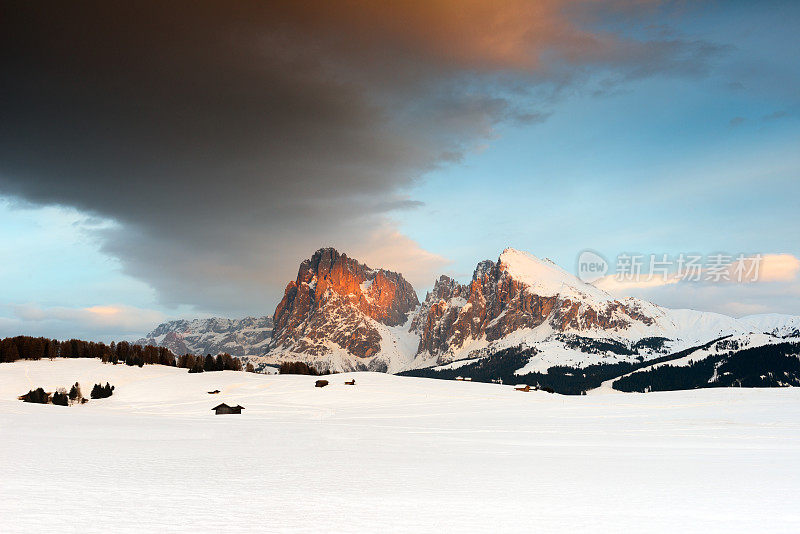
[595,254,800,316]
[2,304,167,341]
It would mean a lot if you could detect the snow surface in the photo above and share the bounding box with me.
[2,359,800,533]
[742,313,800,337]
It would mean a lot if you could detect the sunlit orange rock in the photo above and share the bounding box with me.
[270,248,419,365]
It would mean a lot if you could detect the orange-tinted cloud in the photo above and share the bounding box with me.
[348,223,452,292]
[10,304,167,337]
[760,254,800,282]
[595,253,800,316]
[267,0,667,73]
[0,1,723,313]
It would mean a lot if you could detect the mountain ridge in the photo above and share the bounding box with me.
[137,246,800,376]
[136,316,273,358]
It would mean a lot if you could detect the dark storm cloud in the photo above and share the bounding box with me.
[0,1,726,313]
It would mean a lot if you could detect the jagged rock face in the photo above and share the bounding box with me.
[270,248,419,363]
[137,316,273,357]
[411,252,656,362]
[411,275,470,355]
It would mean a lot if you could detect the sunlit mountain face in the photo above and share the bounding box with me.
[1,1,799,341]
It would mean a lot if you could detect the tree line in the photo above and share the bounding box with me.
[613,341,800,392]
[278,361,327,375]
[399,337,740,395]
[0,335,248,372]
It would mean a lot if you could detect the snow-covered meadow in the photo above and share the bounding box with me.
[1,359,799,533]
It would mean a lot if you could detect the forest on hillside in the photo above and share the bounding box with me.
[398,335,793,395]
[613,341,800,392]
[0,335,248,372]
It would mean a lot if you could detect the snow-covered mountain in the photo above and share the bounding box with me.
[139,247,800,376]
[741,314,800,338]
[266,247,420,372]
[136,316,273,358]
[406,248,774,371]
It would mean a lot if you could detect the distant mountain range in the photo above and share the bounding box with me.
[136,316,272,359]
[138,247,800,389]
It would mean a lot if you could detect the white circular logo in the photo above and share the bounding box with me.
[576,250,609,283]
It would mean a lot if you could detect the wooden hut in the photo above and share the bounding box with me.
[212,403,244,415]
[514,384,531,392]
[208,389,220,394]
[344,379,356,386]
[315,380,329,388]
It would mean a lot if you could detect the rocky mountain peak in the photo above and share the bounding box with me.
[472,259,496,281]
[427,275,466,301]
[496,247,612,302]
[285,247,418,326]
[269,247,419,369]
[410,248,658,364]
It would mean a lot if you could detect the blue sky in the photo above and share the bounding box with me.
[1,1,798,340]
[403,1,800,279]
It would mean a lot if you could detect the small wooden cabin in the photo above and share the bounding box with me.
[212,403,244,415]
[344,379,356,386]
[208,389,221,394]
[315,380,329,388]
[514,384,531,392]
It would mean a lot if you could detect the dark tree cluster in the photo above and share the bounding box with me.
[90,382,115,399]
[0,335,245,374]
[613,341,800,392]
[632,337,670,352]
[19,382,86,405]
[178,352,243,373]
[557,335,634,356]
[111,341,178,367]
[401,347,627,394]
[278,361,326,375]
[400,336,741,395]
[68,382,87,403]
[19,387,50,404]
[556,335,670,357]
[52,388,69,406]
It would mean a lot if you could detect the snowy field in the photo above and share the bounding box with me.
[1,360,799,533]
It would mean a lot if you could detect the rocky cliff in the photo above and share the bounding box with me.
[411,248,659,364]
[268,247,419,371]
